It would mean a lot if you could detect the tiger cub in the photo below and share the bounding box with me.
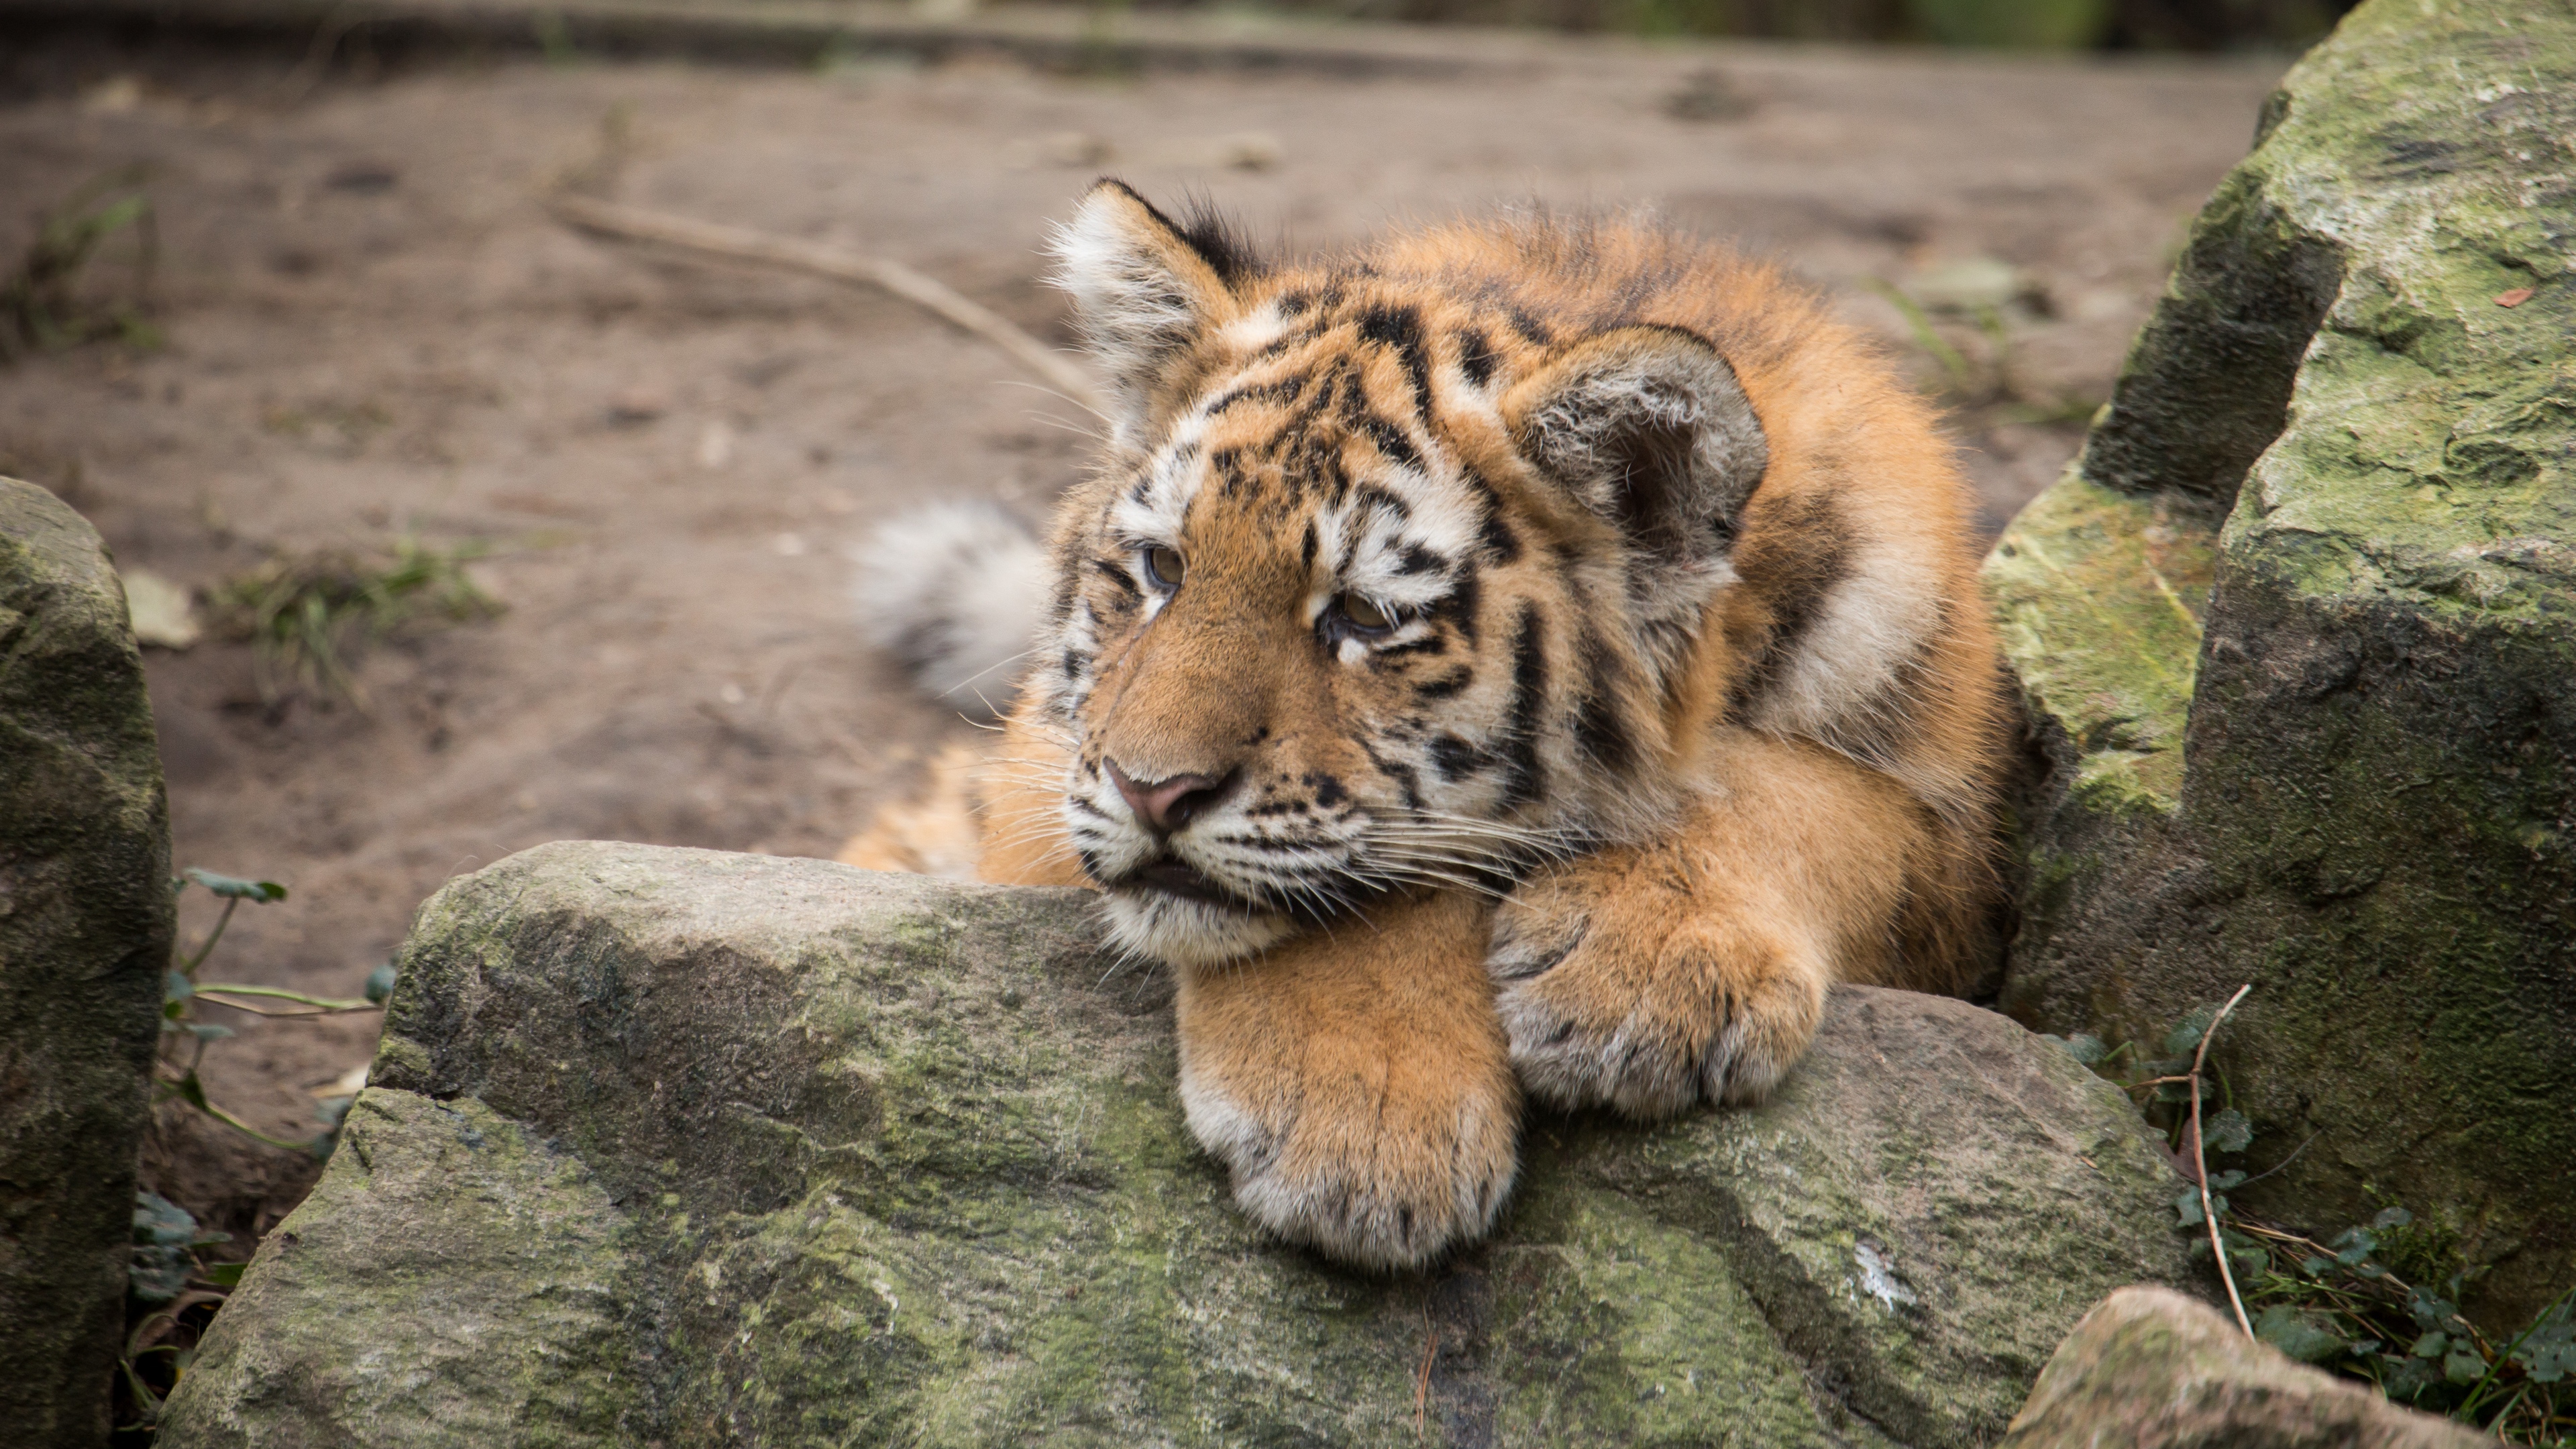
[849,182,2012,1269]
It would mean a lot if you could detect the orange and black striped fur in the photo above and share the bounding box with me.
[847,182,2012,1269]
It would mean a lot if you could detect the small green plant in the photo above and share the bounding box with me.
[119,1189,237,1435]
[160,868,392,1157]
[210,539,501,705]
[2051,1001,2575,1444]
[3,165,161,358]
[121,877,392,1441]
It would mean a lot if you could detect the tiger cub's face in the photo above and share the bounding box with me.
[1033,185,1768,968]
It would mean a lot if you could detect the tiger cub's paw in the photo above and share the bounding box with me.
[1487,853,1829,1118]
[1177,1012,1520,1272]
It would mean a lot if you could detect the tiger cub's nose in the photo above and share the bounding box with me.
[1106,761,1233,835]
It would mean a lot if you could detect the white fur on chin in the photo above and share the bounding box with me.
[1102,889,1295,968]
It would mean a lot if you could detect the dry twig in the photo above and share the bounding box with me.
[548,194,1104,413]
[2192,982,2257,1336]
[1414,1324,1440,1437]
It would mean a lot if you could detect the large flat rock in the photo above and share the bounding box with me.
[1989,0,2576,1322]
[165,842,2198,1447]
[0,477,176,1444]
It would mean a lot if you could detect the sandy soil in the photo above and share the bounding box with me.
[0,25,2282,1235]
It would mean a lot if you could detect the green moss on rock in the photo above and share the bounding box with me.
[1992,0,2576,1325]
[165,843,2197,1447]
[1986,470,2215,815]
[0,477,175,1444]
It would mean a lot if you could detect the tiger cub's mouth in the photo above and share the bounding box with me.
[1116,857,1261,913]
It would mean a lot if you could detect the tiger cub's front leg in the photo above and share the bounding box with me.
[1177,890,1521,1271]
[1489,733,1948,1116]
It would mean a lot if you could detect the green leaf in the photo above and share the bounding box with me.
[128,1191,199,1304]
[2161,1006,2218,1057]
[2381,1354,2438,1401]
[2205,1170,2247,1192]
[2371,1205,2414,1230]
[2041,1032,2108,1065]
[164,970,195,1005]
[2204,1108,2253,1154]
[2174,1188,2204,1226]
[364,961,397,1006]
[2255,1303,2345,1364]
[201,1261,246,1289]
[2411,1330,2449,1359]
[2228,1246,2266,1279]
[2512,1296,2575,1383]
[182,868,286,902]
[2330,1228,2378,1266]
[2153,1081,2193,1104]
[2300,1255,2334,1278]
[2408,1287,2457,1330]
[131,1190,196,1248]
[184,1022,235,1042]
[2442,1346,2486,1385]
[170,1071,210,1113]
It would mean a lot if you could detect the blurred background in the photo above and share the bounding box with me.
[1,0,2323,1355]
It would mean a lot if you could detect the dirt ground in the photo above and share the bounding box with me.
[0,22,2282,1238]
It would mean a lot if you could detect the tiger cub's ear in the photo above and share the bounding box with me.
[1501,325,1768,625]
[1049,180,1257,448]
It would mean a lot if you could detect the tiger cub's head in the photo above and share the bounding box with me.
[1032,183,1767,967]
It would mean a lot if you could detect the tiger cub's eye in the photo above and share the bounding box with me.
[1143,546,1187,590]
[1334,594,1394,632]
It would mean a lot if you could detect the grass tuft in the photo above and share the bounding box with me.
[211,539,502,706]
[2,165,162,359]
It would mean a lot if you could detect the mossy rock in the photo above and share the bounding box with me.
[1988,0,2576,1324]
[1997,1286,2489,1449]
[163,842,2194,1447]
[0,477,176,1444]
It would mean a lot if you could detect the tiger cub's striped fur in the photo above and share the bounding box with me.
[854,182,2012,1269]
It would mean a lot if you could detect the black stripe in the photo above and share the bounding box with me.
[1206,375,1303,415]
[1727,494,1855,716]
[1091,559,1141,600]
[1360,739,1426,811]
[1358,305,1434,421]
[1430,733,1484,783]
[1447,563,1483,648]
[1497,602,1548,810]
[1571,629,1635,773]
[1456,328,1499,388]
[1360,416,1422,472]
[1353,484,1413,523]
[1415,667,1474,701]
[1460,466,1523,565]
